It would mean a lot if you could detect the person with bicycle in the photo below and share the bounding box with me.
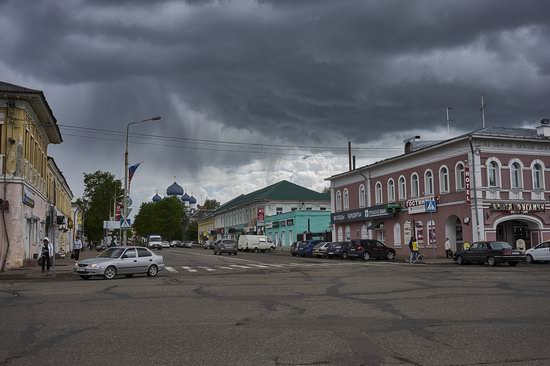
[411,237,419,263]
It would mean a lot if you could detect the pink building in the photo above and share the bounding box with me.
[327,123,550,257]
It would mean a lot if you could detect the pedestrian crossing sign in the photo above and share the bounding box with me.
[425,199,437,213]
[120,219,131,229]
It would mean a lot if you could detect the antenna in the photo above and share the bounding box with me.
[443,107,455,135]
[481,96,486,128]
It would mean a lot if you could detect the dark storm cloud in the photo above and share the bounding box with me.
[1,0,550,165]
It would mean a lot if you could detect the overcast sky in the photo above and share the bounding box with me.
[1,0,549,215]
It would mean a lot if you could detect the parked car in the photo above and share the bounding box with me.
[326,241,350,259]
[161,241,170,249]
[74,246,164,280]
[525,241,550,263]
[213,239,238,255]
[147,235,163,250]
[454,241,525,266]
[290,242,300,256]
[203,241,211,249]
[297,240,324,257]
[186,241,196,248]
[238,235,274,252]
[348,239,396,261]
[312,242,332,258]
[170,240,180,247]
[96,243,108,252]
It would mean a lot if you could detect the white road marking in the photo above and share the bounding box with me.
[198,266,215,272]
[246,264,270,268]
[260,263,284,268]
[166,266,178,273]
[182,266,198,272]
[229,265,253,269]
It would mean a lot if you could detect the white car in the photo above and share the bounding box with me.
[162,241,170,248]
[525,241,550,263]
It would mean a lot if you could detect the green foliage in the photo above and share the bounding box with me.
[133,196,186,241]
[202,198,220,210]
[184,221,198,241]
[82,171,123,241]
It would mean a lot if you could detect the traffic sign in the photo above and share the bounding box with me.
[425,199,437,213]
[120,219,132,229]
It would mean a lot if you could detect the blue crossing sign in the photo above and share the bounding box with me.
[120,219,132,229]
[425,199,437,213]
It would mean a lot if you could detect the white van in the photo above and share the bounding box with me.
[238,235,274,252]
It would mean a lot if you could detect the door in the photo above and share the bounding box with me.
[119,249,138,274]
[372,240,386,258]
[136,248,154,272]
[534,242,550,260]
[464,242,481,263]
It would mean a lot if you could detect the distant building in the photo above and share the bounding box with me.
[265,210,331,246]
[47,157,74,255]
[210,180,331,242]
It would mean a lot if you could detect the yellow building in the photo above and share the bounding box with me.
[47,157,74,255]
[0,81,65,269]
[196,211,215,243]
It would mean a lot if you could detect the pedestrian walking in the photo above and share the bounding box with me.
[408,237,415,263]
[73,236,83,261]
[411,237,419,263]
[40,237,53,272]
[445,238,453,258]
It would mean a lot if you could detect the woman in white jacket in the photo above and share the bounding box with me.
[40,237,54,272]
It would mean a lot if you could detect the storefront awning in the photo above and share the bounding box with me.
[368,222,383,230]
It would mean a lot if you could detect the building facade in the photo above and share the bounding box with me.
[327,124,550,257]
[47,157,74,255]
[0,81,65,269]
[265,210,331,246]
[211,180,330,240]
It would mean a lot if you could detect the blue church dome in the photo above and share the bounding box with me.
[189,195,197,204]
[166,182,184,196]
[181,193,191,202]
[152,194,162,203]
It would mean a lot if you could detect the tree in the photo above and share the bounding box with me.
[81,171,123,242]
[184,221,198,241]
[202,198,220,210]
[133,196,186,241]
[321,186,330,193]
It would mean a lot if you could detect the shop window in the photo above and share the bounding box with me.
[427,220,436,246]
[414,220,424,246]
[393,223,401,247]
[361,224,368,239]
[398,176,406,200]
[337,226,343,241]
[345,225,351,241]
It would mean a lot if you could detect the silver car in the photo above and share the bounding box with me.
[74,246,165,280]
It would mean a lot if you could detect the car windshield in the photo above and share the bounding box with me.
[490,242,513,250]
[98,248,125,258]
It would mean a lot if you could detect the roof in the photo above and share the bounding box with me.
[213,180,330,214]
[0,81,62,144]
[189,195,197,204]
[166,182,184,196]
[181,193,191,201]
[190,209,213,221]
[152,194,162,202]
[327,125,550,181]
[47,156,73,198]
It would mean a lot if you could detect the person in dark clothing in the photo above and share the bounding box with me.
[40,237,53,272]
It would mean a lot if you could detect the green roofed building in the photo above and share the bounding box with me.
[211,180,331,242]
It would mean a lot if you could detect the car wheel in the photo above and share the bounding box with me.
[125,274,134,278]
[508,262,518,267]
[487,256,496,266]
[80,275,91,280]
[234,252,237,256]
[291,253,297,256]
[327,255,333,259]
[342,252,348,259]
[526,254,534,264]
[457,255,465,265]
[147,264,158,277]
[362,251,370,261]
[387,251,395,260]
[253,247,259,253]
[103,266,117,280]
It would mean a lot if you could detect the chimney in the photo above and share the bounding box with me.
[536,118,550,138]
[403,136,421,154]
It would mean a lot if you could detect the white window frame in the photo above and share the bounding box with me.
[345,225,351,241]
[337,226,343,241]
[336,190,342,211]
[486,158,502,188]
[387,178,395,202]
[359,184,366,208]
[455,162,465,190]
[509,159,524,189]
[398,175,406,200]
[531,160,545,191]
[343,188,349,210]
[424,169,434,195]
[411,173,419,198]
[439,165,449,193]
[375,181,383,204]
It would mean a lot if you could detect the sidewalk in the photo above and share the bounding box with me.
[0,249,98,280]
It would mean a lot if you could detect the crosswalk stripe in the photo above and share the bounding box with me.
[182,266,198,272]
[166,266,178,273]
[198,266,215,272]
[246,264,270,268]
[229,264,253,269]
[260,263,284,268]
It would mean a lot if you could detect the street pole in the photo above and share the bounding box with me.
[123,116,161,246]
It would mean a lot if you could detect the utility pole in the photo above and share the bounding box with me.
[481,96,486,128]
[444,107,454,135]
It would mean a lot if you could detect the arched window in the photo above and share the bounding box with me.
[337,226,343,241]
[487,160,500,187]
[425,170,434,195]
[387,179,395,202]
[411,173,419,198]
[375,182,383,204]
[359,184,366,207]
[361,224,368,239]
[336,190,342,211]
[345,225,351,241]
[532,162,544,190]
[455,162,465,190]
[393,223,402,247]
[398,176,406,200]
[343,188,349,210]
[510,161,522,189]
[439,166,449,193]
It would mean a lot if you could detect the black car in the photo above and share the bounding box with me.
[454,241,526,266]
[326,241,350,259]
[348,239,396,261]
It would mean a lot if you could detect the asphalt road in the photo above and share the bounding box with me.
[1,247,550,366]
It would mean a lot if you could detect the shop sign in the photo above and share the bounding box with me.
[257,208,265,222]
[490,202,545,213]
[365,205,391,218]
[286,219,294,226]
[22,188,35,208]
[465,166,471,203]
[265,222,273,229]
[406,195,440,214]
[331,205,394,224]
[272,221,280,228]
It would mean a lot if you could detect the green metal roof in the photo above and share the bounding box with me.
[214,180,329,213]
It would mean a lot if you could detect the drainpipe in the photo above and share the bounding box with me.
[469,136,481,241]
[358,169,370,239]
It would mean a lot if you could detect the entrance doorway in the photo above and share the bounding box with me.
[496,220,533,249]
[444,216,463,252]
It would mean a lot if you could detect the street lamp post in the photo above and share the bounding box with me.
[123,116,161,246]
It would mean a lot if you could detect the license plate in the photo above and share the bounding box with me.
[328,252,333,255]
[76,269,87,273]
[350,249,355,252]
[512,251,520,255]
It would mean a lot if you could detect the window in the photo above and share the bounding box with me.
[361,224,368,239]
[336,190,342,211]
[387,179,395,202]
[424,170,433,195]
[398,176,406,200]
[375,182,383,204]
[510,161,522,189]
[337,226,343,241]
[488,160,499,187]
[276,207,283,215]
[343,188,349,210]
[137,248,152,257]
[393,223,401,247]
[439,166,449,193]
[532,162,544,190]
[411,173,419,198]
[320,207,327,211]
[123,249,137,258]
[359,184,366,207]
[456,163,465,190]
[345,225,351,241]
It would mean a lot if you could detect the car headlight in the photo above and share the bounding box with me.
[90,263,99,269]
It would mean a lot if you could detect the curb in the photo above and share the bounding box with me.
[0,270,76,281]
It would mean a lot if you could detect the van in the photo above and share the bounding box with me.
[238,235,274,252]
[147,235,163,250]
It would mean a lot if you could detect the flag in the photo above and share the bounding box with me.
[128,161,143,193]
